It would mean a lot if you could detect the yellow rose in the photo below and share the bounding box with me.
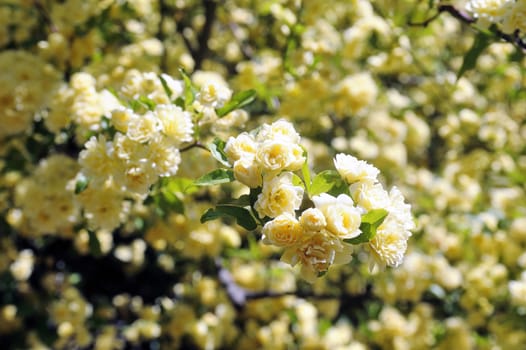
[334,153,379,184]
[349,181,389,211]
[254,172,304,218]
[256,119,301,144]
[233,157,262,188]
[224,132,257,164]
[155,104,193,145]
[299,208,327,233]
[262,213,303,247]
[312,193,362,239]
[281,231,353,283]
[256,140,305,175]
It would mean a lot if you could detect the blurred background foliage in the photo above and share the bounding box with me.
[1,0,526,349]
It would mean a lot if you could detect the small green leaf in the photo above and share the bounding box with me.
[194,168,235,186]
[249,187,262,206]
[158,187,185,214]
[310,170,342,196]
[138,96,156,110]
[301,149,311,194]
[216,89,256,117]
[344,209,388,244]
[457,31,492,80]
[200,205,258,230]
[291,173,305,188]
[163,177,199,195]
[129,96,156,111]
[174,97,185,108]
[88,231,102,257]
[159,74,173,98]
[74,178,89,194]
[179,68,197,108]
[208,138,231,167]
[221,194,251,206]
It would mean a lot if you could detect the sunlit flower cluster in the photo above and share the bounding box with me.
[224,121,414,282]
[466,0,526,33]
[2,0,526,349]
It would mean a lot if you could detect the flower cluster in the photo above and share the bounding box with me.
[220,120,414,282]
[71,72,191,230]
[466,0,526,33]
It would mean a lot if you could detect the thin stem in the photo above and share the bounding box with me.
[408,4,526,51]
[194,0,218,70]
[179,141,208,152]
[158,0,169,71]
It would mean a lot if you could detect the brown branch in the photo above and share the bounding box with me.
[408,4,475,27]
[179,141,208,152]
[409,4,526,51]
[158,0,169,71]
[194,0,218,70]
[215,258,367,311]
[34,0,57,32]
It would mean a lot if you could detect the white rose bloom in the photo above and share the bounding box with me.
[334,153,380,184]
[224,132,258,163]
[233,157,262,188]
[262,213,303,247]
[155,104,193,145]
[388,186,415,232]
[466,0,510,21]
[254,172,304,218]
[368,187,413,268]
[197,81,232,108]
[256,139,305,175]
[350,181,390,211]
[312,193,362,239]
[126,111,161,143]
[368,215,408,268]
[256,119,301,144]
[10,249,35,281]
[110,107,135,133]
[281,231,353,283]
[299,208,327,233]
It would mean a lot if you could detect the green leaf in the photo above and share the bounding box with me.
[179,68,197,109]
[74,178,89,194]
[88,231,102,257]
[344,209,389,244]
[164,177,198,195]
[129,96,156,111]
[138,96,156,110]
[457,31,492,80]
[221,194,251,206]
[158,187,185,214]
[200,205,257,230]
[208,138,231,167]
[174,97,185,108]
[301,150,311,194]
[158,74,173,98]
[194,168,235,186]
[310,170,342,196]
[291,173,305,188]
[216,89,256,117]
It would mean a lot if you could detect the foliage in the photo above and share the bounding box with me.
[0,0,525,349]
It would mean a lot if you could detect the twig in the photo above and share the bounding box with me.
[194,0,218,70]
[409,4,526,51]
[408,4,475,27]
[158,0,169,71]
[34,0,57,33]
[179,141,208,152]
[215,258,366,311]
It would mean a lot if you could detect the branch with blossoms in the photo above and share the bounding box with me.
[409,2,526,78]
[197,119,415,282]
